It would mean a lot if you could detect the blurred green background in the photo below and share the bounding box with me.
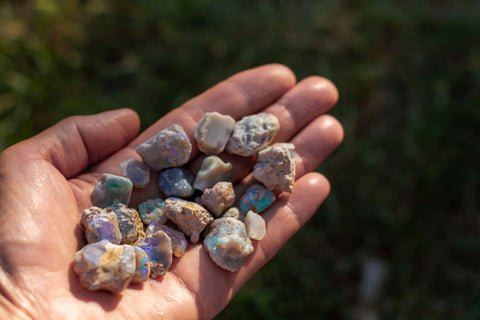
[1,0,479,319]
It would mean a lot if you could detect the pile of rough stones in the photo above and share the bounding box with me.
[74,112,296,293]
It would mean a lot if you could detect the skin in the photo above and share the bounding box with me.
[0,64,343,320]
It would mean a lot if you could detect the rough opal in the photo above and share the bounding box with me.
[80,207,122,244]
[158,168,194,198]
[119,159,150,188]
[201,182,235,217]
[136,125,192,170]
[74,240,137,293]
[164,198,214,243]
[226,113,279,156]
[222,207,241,220]
[132,246,150,283]
[244,210,266,240]
[193,112,235,155]
[91,173,133,208]
[203,218,254,272]
[193,155,232,191]
[138,231,173,278]
[146,222,188,257]
[105,204,145,245]
[253,143,295,193]
[239,184,276,215]
[138,198,167,225]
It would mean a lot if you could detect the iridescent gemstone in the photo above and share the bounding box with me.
[253,143,295,193]
[164,198,214,243]
[244,210,266,240]
[119,159,150,188]
[239,184,276,215]
[158,168,194,198]
[201,182,235,217]
[194,112,235,155]
[138,198,166,225]
[193,155,232,191]
[74,240,136,293]
[139,231,173,278]
[105,203,145,245]
[91,173,133,208]
[203,218,254,272]
[80,207,122,244]
[136,124,192,170]
[131,246,150,283]
[226,113,279,156]
[146,222,188,257]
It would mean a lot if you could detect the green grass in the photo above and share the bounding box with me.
[1,1,479,318]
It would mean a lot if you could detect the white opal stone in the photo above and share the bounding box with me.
[193,155,232,191]
[244,210,266,240]
[194,112,235,155]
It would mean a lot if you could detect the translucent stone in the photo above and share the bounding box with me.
[138,198,167,225]
[226,113,279,156]
[193,155,232,191]
[203,218,254,272]
[80,207,122,244]
[136,125,192,170]
[146,222,188,257]
[119,159,150,188]
[194,112,235,155]
[91,173,133,208]
[244,210,266,240]
[131,246,150,283]
[138,231,172,278]
[222,207,241,220]
[74,240,136,293]
[239,184,276,215]
[164,198,214,243]
[158,168,194,198]
[253,143,295,193]
[201,181,235,217]
[105,203,145,245]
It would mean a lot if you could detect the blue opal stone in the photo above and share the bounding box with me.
[239,184,276,215]
[120,159,150,188]
[203,218,254,272]
[138,198,166,225]
[131,246,150,283]
[146,222,188,257]
[138,231,172,278]
[158,168,194,198]
[80,207,122,244]
[91,173,133,208]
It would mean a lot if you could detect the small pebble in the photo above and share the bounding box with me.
[146,222,188,257]
[244,210,266,240]
[253,143,295,193]
[119,159,150,188]
[158,168,194,198]
[80,206,122,244]
[193,155,232,191]
[132,246,150,283]
[222,207,241,220]
[138,231,173,278]
[138,198,167,225]
[105,203,145,245]
[226,113,279,156]
[201,181,235,217]
[164,198,214,243]
[194,112,235,155]
[203,218,254,272]
[74,240,137,293]
[91,173,133,208]
[136,125,192,170]
[239,184,276,215]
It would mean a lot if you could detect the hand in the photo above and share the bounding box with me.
[0,64,343,319]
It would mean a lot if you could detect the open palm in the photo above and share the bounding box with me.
[0,64,343,319]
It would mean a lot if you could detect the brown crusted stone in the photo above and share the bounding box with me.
[201,182,235,217]
[253,143,295,193]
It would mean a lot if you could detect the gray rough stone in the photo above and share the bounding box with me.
[226,113,279,156]
[253,143,295,193]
